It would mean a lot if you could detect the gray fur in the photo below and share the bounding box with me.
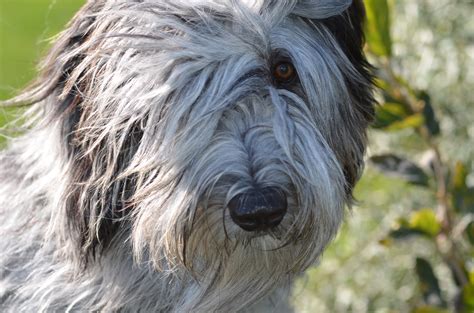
[0,0,374,311]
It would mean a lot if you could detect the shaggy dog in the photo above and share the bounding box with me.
[0,0,375,311]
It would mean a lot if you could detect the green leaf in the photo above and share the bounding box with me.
[388,113,424,131]
[389,227,425,240]
[453,162,469,190]
[388,210,441,241]
[463,284,474,310]
[470,272,474,285]
[374,77,390,91]
[419,91,441,136]
[409,209,441,237]
[451,162,474,213]
[370,154,430,186]
[415,257,446,307]
[381,89,403,104]
[378,237,393,247]
[388,217,425,240]
[373,102,424,131]
[373,102,407,127]
[364,0,392,57]
[455,188,474,214]
[466,222,474,245]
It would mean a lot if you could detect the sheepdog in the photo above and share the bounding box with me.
[0,0,375,311]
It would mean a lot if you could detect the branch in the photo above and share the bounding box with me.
[380,58,469,287]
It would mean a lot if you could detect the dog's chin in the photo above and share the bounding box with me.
[242,229,286,241]
[181,205,332,275]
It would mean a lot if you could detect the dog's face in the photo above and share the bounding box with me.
[28,0,374,309]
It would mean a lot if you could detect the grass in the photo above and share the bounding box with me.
[0,0,84,101]
[0,0,84,145]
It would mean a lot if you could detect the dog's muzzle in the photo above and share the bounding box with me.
[228,187,287,231]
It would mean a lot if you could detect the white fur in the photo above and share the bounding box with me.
[0,0,372,311]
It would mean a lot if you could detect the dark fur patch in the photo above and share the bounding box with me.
[66,120,143,260]
[321,0,376,121]
[318,0,376,195]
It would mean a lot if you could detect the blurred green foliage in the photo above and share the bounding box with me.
[0,0,84,99]
[0,0,84,144]
[294,1,474,312]
[0,0,473,312]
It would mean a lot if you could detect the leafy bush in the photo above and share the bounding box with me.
[294,1,473,312]
[365,1,473,311]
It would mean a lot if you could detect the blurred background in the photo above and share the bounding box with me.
[1,0,473,312]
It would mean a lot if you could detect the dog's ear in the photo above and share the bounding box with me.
[325,0,367,50]
[12,1,140,265]
[56,13,143,264]
[291,0,370,70]
[324,0,376,194]
[292,0,375,123]
[316,0,375,122]
[293,0,375,194]
[293,0,352,19]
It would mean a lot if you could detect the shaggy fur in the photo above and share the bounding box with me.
[0,0,375,311]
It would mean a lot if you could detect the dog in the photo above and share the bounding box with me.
[0,0,375,311]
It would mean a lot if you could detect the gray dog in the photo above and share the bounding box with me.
[0,0,375,311]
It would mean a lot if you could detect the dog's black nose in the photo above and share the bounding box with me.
[228,187,287,232]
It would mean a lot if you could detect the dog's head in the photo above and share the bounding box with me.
[20,0,374,309]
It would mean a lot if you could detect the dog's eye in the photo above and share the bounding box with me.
[272,62,296,84]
